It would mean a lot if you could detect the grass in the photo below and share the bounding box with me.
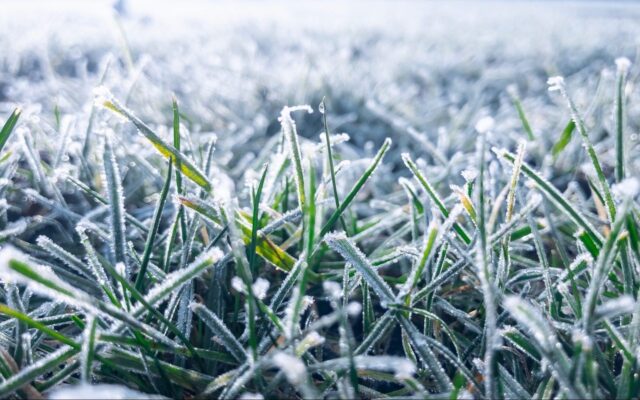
[0,15,640,399]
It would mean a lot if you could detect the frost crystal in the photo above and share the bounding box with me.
[393,358,416,380]
[49,384,163,399]
[231,276,246,294]
[616,57,632,74]
[612,177,640,200]
[92,86,114,108]
[296,331,326,355]
[547,76,565,92]
[461,168,478,182]
[239,393,264,400]
[323,280,342,300]
[273,352,306,385]
[475,116,495,134]
[251,277,270,300]
[346,301,362,316]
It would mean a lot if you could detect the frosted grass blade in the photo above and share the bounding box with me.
[0,108,21,156]
[103,136,127,271]
[80,315,97,383]
[325,232,394,304]
[496,147,603,247]
[134,161,172,291]
[191,303,247,363]
[320,138,391,238]
[95,88,211,191]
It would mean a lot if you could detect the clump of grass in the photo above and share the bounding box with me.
[0,50,639,400]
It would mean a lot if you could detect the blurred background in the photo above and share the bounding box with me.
[1,0,640,176]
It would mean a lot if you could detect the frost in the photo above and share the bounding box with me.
[461,168,478,182]
[346,301,362,316]
[474,116,495,134]
[572,329,593,352]
[323,280,342,300]
[612,177,639,200]
[49,384,163,399]
[92,86,115,108]
[595,295,635,320]
[251,277,270,300]
[272,352,307,385]
[139,247,225,312]
[231,276,247,294]
[239,393,264,400]
[616,57,632,74]
[296,331,326,356]
[547,76,565,92]
[392,358,416,380]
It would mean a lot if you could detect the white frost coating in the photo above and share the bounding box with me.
[547,76,565,92]
[231,276,247,294]
[304,331,325,347]
[251,277,270,300]
[296,331,326,356]
[392,358,416,380]
[115,262,126,277]
[324,231,395,304]
[503,296,558,353]
[474,116,495,134]
[141,247,224,310]
[273,352,307,385]
[612,177,640,199]
[49,383,164,399]
[0,247,71,294]
[92,85,115,107]
[595,295,636,319]
[301,295,314,310]
[0,246,31,285]
[283,105,313,114]
[346,301,362,316]
[239,392,264,400]
[461,168,478,182]
[323,280,342,300]
[571,329,593,352]
[616,57,632,74]
[472,357,485,373]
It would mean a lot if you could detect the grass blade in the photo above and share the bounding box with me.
[134,161,173,291]
[320,138,392,238]
[95,87,211,191]
[102,136,128,271]
[402,153,471,244]
[80,314,97,383]
[0,108,21,156]
[190,303,247,363]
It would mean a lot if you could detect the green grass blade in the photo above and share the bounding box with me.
[320,138,392,238]
[248,163,269,276]
[325,232,395,304]
[190,303,247,363]
[0,108,21,156]
[280,106,309,209]
[320,98,348,231]
[551,120,575,157]
[135,161,173,291]
[614,58,630,182]
[510,94,535,140]
[0,346,77,398]
[95,87,211,191]
[496,147,603,247]
[402,153,471,244]
[80,314,97,382]
[549,77,616,222]
[103,136,128,270]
